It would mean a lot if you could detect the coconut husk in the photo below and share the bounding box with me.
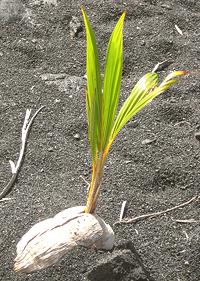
[14,206,114,273]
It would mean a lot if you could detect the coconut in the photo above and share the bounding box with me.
[14,206,114,273]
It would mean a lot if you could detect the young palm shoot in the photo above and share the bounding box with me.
[82,9,186,214]
[14,8,186,273]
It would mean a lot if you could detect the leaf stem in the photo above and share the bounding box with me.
[85,152,106,213]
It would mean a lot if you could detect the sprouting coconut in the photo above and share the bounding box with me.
[14,206,114,272]
[14,8,186,273]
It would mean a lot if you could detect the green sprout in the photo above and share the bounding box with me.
[82,8,186,214]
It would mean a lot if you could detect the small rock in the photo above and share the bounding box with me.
[41,73,85,94]
[54,99,61,103]
[74,133,80,140]
[124,160,132,164]
[141,138,156,145]
[161,3,172,10]
[127,120,139,128]
[41,73,67,81]
[180,185,188,190]
[194,131,200,141]
[32,0,57,5]
[0,51,3,56]
[86,241,151,281]
[140,40,146,46]
[69,16,83,38]
[48,147,54,152]
[0,0,25,22]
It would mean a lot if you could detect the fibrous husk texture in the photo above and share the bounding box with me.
[14,206,114,273]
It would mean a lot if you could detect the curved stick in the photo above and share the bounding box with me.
[0,106,45,200]
[114,195,199,225]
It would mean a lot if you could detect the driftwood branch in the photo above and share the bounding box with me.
[114,195,199,225]
[0,106,45,200]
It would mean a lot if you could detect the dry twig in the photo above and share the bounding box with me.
[152,59,174,73]
[0,106,45,200]
[175,24,183,36]
[114,195,199,225]
[80,175,90,190]
[119,201,127,222]
[174,219,199,224]
[0,197,13,202]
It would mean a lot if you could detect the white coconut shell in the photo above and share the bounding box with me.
[14,206,114,273]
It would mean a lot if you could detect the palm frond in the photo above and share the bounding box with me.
[110,70,187,143]
[81,8,103,162]
[102,12,126,150]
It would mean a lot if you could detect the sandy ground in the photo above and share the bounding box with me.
[0,0,200,280]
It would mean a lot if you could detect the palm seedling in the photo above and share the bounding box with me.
[82,8,186,214]
[14,8,186,273]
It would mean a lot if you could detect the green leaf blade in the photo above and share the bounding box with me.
[111,72,158,141]
[110,70,186,143]
[102,12,126,150]
[82,8,103,161]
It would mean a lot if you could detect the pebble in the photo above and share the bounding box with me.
[180,185,188,190]
[69,16,83,38]
[54,99,61,103]
[140,40,145,46]
[74,133,80,140]
[141,138,156,145]
[161,4,172,10]
[32,0,57,5]
[41,73,66,81]
[124,160,132,164]
[128,120,139,128]
[194,131,200,141]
